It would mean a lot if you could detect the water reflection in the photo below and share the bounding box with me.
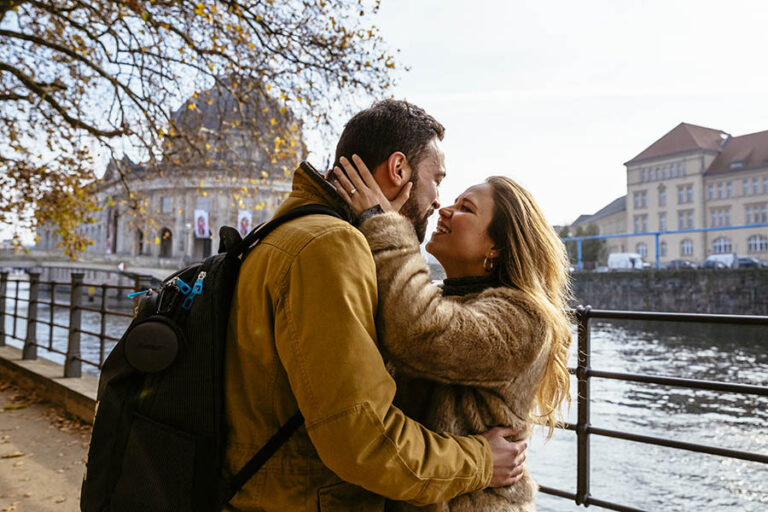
[531,319,768,511]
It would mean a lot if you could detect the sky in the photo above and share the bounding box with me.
[323,0,768,229]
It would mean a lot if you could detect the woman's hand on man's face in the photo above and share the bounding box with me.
[333,154,412,216]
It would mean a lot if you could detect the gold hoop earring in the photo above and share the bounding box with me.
[483,257,495,273]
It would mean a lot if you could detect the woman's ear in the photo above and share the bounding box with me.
[386,151,411,187]
[487,248,499,259]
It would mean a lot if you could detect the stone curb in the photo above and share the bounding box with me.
[0,345,97,424]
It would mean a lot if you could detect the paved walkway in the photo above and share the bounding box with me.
[0,380,89,512]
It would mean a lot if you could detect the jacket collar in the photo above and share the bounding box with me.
[274,161,355,223]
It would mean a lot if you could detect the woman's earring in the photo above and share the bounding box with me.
[483,256,495,273]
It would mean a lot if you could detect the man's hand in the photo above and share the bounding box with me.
[481,427,527,487]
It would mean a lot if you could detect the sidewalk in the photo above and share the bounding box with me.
[0,380,89,512]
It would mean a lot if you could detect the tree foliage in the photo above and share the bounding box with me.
[560,223,606,268]
[0,0,398,257]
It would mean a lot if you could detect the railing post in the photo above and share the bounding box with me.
[0,272,7,346]
[577,239,584,270]
[22,272,40,360]
[65,272,84,378]
[576,305,592,506]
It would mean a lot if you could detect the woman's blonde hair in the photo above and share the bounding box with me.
[485,176,572,438]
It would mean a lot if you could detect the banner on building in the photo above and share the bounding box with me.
[237,210,253,237]
[194,209,210,239]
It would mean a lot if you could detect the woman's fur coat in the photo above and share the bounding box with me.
[359,213,553,512]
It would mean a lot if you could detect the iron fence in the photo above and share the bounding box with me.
[0,270,153,375]
[0,271,766,510]
[537,306,768,511]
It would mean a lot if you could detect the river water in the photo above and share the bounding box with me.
[3,282,767,511]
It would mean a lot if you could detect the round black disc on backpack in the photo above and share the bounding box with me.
[123,319,179,373]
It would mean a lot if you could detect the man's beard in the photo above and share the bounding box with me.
[400,191,433,242]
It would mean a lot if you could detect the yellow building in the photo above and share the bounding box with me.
[575,123,768,264]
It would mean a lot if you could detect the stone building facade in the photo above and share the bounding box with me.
[36,82,303,266]
[574,123,768,264]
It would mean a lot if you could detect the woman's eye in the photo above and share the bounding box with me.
[460,206,472,212]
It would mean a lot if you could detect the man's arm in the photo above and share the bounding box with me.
[274,224,494,505]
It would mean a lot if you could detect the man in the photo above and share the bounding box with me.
[224,99,526,511]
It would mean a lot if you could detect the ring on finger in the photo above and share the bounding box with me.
[349,187,357,195]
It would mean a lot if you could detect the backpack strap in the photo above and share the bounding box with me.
[229,203,344,260]
[221,411,304,505]
[220,203,343,506]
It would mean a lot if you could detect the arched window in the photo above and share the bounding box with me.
[681,239,693,256]
[636,243,648,257]
[747,235,768,253]
[660,241,667,258]
[159,227,173,258]
[713,237,732,254]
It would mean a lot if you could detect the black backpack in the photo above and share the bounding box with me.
[81,204,342,512]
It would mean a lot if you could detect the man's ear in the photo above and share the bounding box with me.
[385,151,412,187]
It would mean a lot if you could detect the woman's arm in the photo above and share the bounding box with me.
[360,212,548,387]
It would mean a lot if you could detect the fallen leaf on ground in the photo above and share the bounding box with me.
[2,404,27,410]
[0,451,25,459]
[12,460,23,467]
[2,502,19,511]
[55,497,66,503]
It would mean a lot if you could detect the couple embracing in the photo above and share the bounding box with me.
[224,99,572,511]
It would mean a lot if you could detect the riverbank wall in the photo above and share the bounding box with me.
[571,268,768,315]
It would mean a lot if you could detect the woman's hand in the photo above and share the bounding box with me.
[332,154,413,216]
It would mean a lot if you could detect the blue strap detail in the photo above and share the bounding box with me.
[127,290,149,298]
[176,279,192,295]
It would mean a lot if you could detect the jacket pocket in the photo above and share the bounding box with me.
[318,481,386,512]
[110,413,195,511]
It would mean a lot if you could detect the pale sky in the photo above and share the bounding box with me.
[331,0,768,228]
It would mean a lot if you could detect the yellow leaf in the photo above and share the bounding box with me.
[154,237,160,245]
[270,118,276,125]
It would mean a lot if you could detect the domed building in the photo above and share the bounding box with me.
[37,80,306,265]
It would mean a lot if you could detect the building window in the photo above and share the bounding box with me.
[678,163,684,176]
[659,212,667,232]
[660,241,667,258]
[711,208,731,227]
[634,215,648,233]
[656,168,661,180]
[636,243,648,257]
[746,204,768,224]
[708,184,714,200]
[659,187,666,206]
[678,184,693,204]
[713,237,732,254]
[634,191,647,209]
[717,183,723,199]
[727,182,733,198]
[681,239,693,256]
[678,211,685,230]
[671,165,677,178]
[642,169,648,182]
[687,211,694,229]
[763,176,768,194]
[161,196,172,213]
[663,166,669,179]
[748,235,768,253]
[744,179,750,196]
[754,178,760,195]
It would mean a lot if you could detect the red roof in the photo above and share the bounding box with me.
[706,130,768,176]
[625,123,729,165]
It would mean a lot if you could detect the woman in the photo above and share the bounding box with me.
[332,155,572,512]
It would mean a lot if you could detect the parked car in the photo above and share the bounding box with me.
[666,259,698,270]
[703,253,738,269]
[737,256,761,268]
[607,252,646,270]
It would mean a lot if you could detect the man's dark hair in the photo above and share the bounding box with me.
[334,99,445,172]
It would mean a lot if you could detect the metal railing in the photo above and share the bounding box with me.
[0,270,153,375]
[537,306,768,511]
[0,272,766,510]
